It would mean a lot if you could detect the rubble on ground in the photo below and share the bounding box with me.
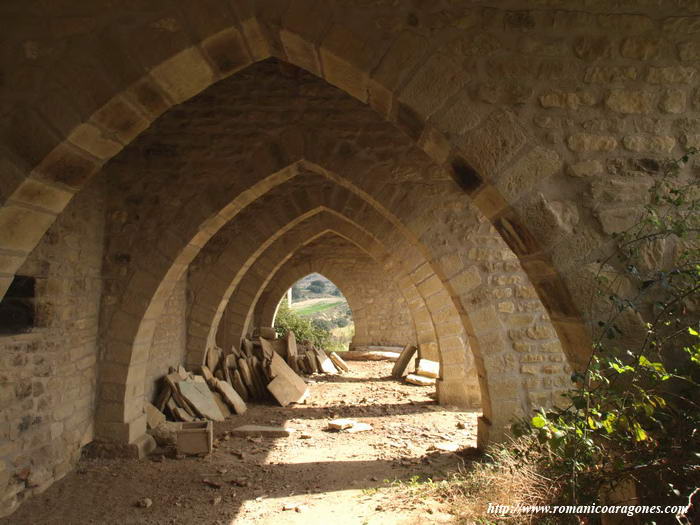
[146,332,435,456]
[385,344,442,387]
[146,327,345,453]
[326,419,373,433]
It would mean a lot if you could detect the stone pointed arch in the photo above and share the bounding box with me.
[208,213,424,359]
[184,203,441,369]
[0,6,589,390]
[1,7,588,450]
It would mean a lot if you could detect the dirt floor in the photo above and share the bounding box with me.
[4,361,481,525]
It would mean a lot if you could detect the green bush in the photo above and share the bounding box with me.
[312,318,332,331]
[514,151,700,509]
[334,317,349,328]
[274,302,330,348]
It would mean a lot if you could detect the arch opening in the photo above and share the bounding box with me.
[273,273,355,353]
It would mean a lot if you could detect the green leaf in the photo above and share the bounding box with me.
[633,423,648,442]
[531,415,546,429]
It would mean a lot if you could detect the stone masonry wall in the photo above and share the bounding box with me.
[0,183,104,517]
[144,274,187,402]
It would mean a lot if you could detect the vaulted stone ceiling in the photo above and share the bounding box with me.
[2,0,696,516]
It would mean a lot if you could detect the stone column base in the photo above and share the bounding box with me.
[436,378,471,407]
[85,434,156,459]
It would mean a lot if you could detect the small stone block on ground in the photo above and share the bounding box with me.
[405,373,436,386]
[314,348,338,374]
[176,421,213,456]
[391,344,417,378]
[327,419,372,432]
[267,374,308,407]
[416,359,439,378]
[345,422,373,433]
[327,418,356,430]
[329,352,349,372]
[230,425,295,437]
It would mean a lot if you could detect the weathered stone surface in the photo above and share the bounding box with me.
[398,53,468,120]
[573,36,612,60]
[662,16,700,35]
[416,359,440,379]
[144,403,166,430]
[391,344,416,378]
[622,135,676,154]
[567,134,617,152]
[619,37,664,60]
[678,41,700,61]
[584,66,638,83]
[646,66,696,84]
[259,327,277,339]
[341,350,400,361]
[605,90,655,114]
[682,134,700,150]
[213,379,247,415]
[177,421,213,456]
[569,160,603,177]
[150,48,216,104]
[597,207,640,235]
[539,91,594,110]
[405,374,436,386]
[148,421,181,447]
[496,146,562,201]
[314,348,338,375]
[660,89,686,113]
[177,381,225,422]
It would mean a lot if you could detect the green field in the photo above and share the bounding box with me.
[292,299,345,316]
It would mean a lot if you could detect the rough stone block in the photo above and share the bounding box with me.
[8,179,74,214]
[0,204,57,253]
[67,123,123,159]
[567,134,617,152]
[177,421,213,455]
[201,27,252,77]
[32,143,101,188]
[605,89,655,114]
[646,66,696,84]
[371,31,428,92]
[495,146,562,201]
[320,25,374,102]
[91,95,152,145]
[399,53,468,120]
[150,47,216,104]
[622,135,676,154]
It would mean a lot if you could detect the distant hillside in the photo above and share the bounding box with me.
[288,274,353,350]
[291,273,342,301]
